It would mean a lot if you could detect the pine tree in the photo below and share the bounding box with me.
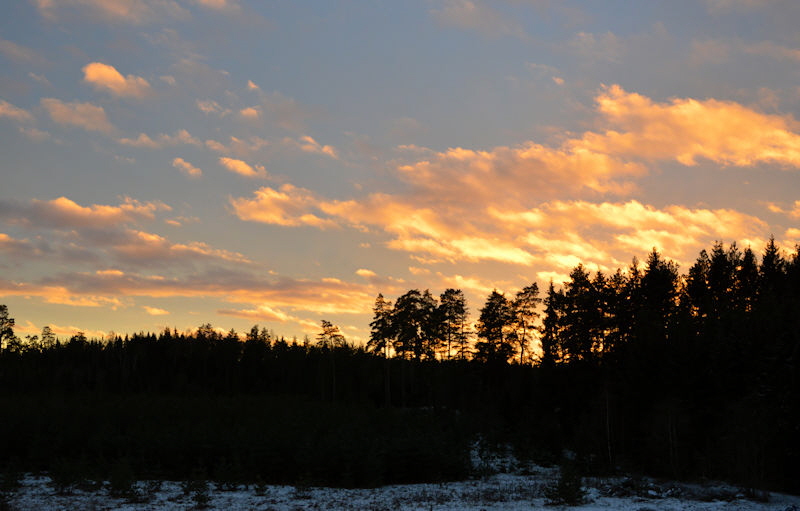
[512,283,540,364]
[392,289,437,360]
[438,288,469,360]
[368,294,394,358]
[475,290,514,363]
[561,264,600,362]
[540,282,563,367]
[316,320,346,349]
[0,305,15,352]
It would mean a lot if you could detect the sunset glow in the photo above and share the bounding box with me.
[2,1,800,343]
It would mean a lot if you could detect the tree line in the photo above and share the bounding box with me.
[367,238,799,369]
[0,238,798,492]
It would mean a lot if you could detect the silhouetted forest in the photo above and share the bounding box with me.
[0,239,798,493]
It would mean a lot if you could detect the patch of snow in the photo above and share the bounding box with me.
[3,472,799,511]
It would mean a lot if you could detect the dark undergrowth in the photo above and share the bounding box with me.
[0,392,471,489]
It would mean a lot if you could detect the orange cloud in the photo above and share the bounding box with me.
[197,99,229,116]
[228,85,784,273]
[435,272,498,296]
[112,229,252,265]
[0,39,45,64]
[0,196,169,229]
[34,0,188,24]
[396,142,644,207]
[118,129,200,148]
[19,127,51,141]
[205,136,269,156]
[0,266,375,316]
[239,106,260,120]
[217,304,295,323]
[579,84,800,167]
[13,320,107,339]
[82,62,151,99]
[283,135,338,158]
[143,305,169,316]
[506,199,768,268]
[40,98,114,133]
[431,0,525,39]
[0,99,33,122]
[767,200,800,219]
[748,41,800,62]
[218,157,268,178]
[230,184,337,228]
[0,279,122,308]
[568,31,623,62]
[0,233,39,258]
[192,0,238,10]
[172,157,202,178]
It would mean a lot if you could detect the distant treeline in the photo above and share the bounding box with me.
[0,238,798,493]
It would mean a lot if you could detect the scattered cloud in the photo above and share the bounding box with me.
[172,157,202,178]
[205,136,269,156]
[743,40,800,63]
[143,305,169,315]
[0,268,375,315]
[218,157,268,178]
[217,304,295,322]
[0,39,46,65]
[112,230,252,266]
[282,135,338,158]
[230,184,337,228]
[0,196,169,229]
[257,91,315,132]
[82,62,152,99]
[436,272,497,296]
[18,126,51,141]
[0,99,33,123]
[767,200,800,218]
[33,0,189,24]
[118,129,201,148]
[690,39,732,65]
[196,99,229,115]
[0,233,40,259]
[568,31,624,62]
[394,141,644,207]
[40,98,114,133]
[28,72,52,87]
[239,106,260,120]
[431,0,526,39]
[192,0,240,11]
[579,84,800,167]
[705,0,769,13]
[231,86,784,270]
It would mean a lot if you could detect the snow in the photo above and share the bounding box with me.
[3,442,797,510]
[4,472,799,511]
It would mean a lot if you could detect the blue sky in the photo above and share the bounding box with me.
[2,0,800,343]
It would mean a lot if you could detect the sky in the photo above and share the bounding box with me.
[2,0,800,344]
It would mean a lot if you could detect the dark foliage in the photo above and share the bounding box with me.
[0,239,798,494]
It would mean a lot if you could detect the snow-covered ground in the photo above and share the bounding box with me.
[4,469,799,511]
